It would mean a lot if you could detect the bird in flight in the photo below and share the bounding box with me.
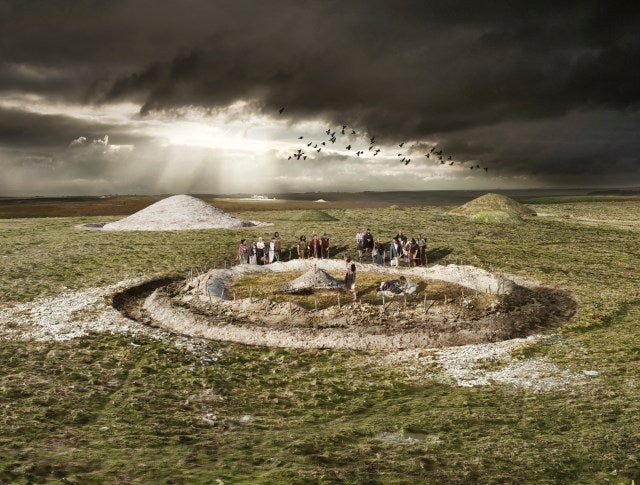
[370,136,376,144]
[399,142,405,148]
[279,107,285,114]
[484,167,489,172]
[351,130,357,135]
[346,144,352,150]
[307,142,312,147]
[405,159,411,165]
[298,136,303,139]
[356,151,363,156]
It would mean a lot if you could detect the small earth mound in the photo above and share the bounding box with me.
[279,268,343,294]
[97,195,268,231]
[290,210,338,221]
[469,210,524,225]
[450,193,536,218]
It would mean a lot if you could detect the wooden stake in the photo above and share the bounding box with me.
[338,293,341,308]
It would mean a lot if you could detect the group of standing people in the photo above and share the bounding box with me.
[355,228,426,266]
[236,228,426,267]
[388,230,427,267]
[236,232,282,265]
[297,232,330,259]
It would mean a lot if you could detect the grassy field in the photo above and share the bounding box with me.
[1,196,639,482]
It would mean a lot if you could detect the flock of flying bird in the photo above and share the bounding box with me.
[279,106,489,173]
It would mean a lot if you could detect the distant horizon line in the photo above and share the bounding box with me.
[2,186,640,199]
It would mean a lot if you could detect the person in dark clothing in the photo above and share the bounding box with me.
[362,228,374,254]
[344,257,357,301]
[321,233,330,259]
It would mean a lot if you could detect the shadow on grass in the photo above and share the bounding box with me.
[427,246,453,264]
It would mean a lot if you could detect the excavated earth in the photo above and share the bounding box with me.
[111,260,577,351]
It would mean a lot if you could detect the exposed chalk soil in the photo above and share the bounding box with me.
[81,194,270,231]
[118,260,577,352]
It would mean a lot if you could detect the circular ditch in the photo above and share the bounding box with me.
[111,260,577,351]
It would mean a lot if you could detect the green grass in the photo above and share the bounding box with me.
[1,200,640,482]
[469,210,523,225]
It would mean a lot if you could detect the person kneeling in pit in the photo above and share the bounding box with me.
[399,275,417,294]
[378,275,416,295]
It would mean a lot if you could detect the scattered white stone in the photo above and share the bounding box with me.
[202,413,217,426]
[381,335,586,392]
[0,281,148,341]
[583,370,599,376]
[375,431,441,446]
[239,415,253,423]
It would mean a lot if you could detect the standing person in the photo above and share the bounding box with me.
[402,239,412,266]
[409,238,420,267]
[309,233,320,258]
[256,237,266,265]
[362,228,374,257]
[321,233,330,259]
[297,235,307,259]
[355,229,364,258]
[249,240,258,265]
[344,257,357,301]
[273,232,282,262]
[417,233,426,265]
[236,239,249,264]
[390,237,401,266]
[373,238,384,265]
[268,237,276,263]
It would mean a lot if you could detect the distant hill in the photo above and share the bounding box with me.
[587,189,640,196]
[450,193,537,217]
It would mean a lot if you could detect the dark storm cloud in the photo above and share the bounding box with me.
[1,0,639,186]
[92,1,640,133]
[0,107,144,148]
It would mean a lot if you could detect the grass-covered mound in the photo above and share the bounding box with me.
[451,193,536,217]
[290,209,338,221]
[469,210,524,224]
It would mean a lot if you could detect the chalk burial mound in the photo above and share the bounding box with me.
[451,193,536,218]
[279,268,343,294]
[290,210,338,221]
[101,195,267,231]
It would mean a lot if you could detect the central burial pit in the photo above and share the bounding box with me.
[115,260,577,351]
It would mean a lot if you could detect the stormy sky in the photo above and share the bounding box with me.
[1,0,639,195]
